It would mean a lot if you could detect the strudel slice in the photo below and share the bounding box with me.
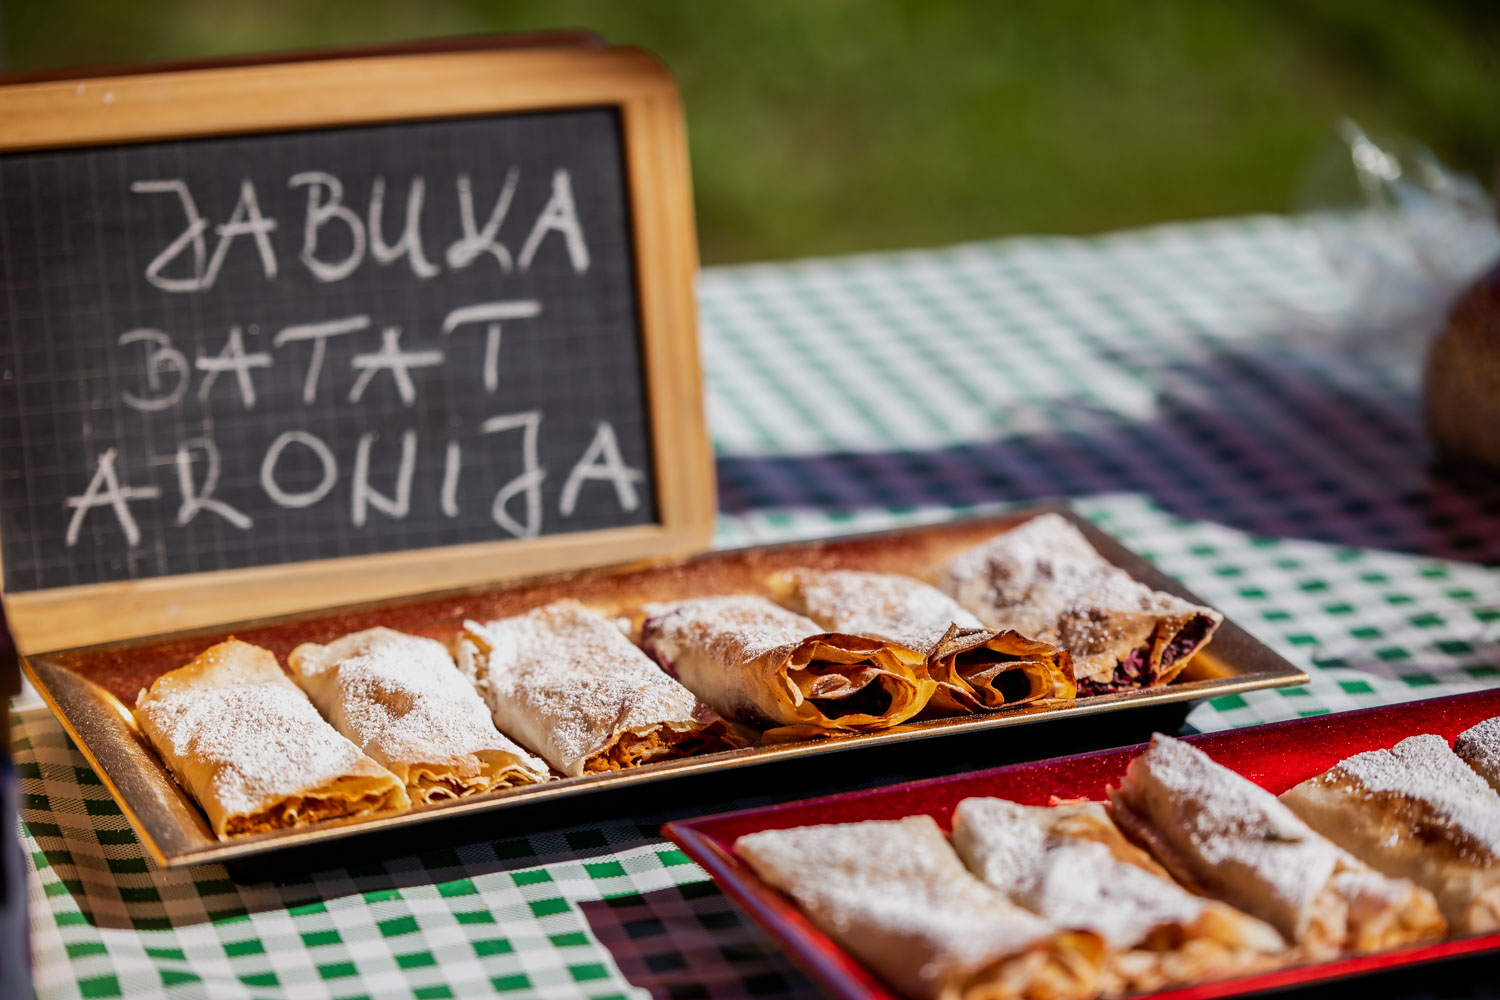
[638,594,934,737]
[288,627,550,804]
[1282,734,1500,934]
[736,816,1103,1000]
[459,601,737,776]
[1108,734,1445,958]
[770,568,1076,715]
[932,514,1222,695]
[135,638,409,839]
[951,798,1285,994]
[1455,716,1500,794]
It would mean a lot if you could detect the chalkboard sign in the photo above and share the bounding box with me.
[0,42,713,651]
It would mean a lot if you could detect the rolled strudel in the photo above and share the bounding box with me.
[735,816,1104,1000]
[769,568,1077,715]
[950,797,1285,994]
[457,600,738,776]
[288,627,550,804]
[932,514,1222,695]
[1455,717,1500,794]
[135,638,409,839]
[1108,734,1445,958]
[1281,734,1500,934]
[638,594,934,737]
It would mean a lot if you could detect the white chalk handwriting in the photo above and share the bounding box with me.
[132,168,590,290]
[60,162,643,557]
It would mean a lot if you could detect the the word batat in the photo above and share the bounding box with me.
[116,306,540,412]
[132,168,590,290]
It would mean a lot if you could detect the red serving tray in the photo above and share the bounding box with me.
[664,689,1500,1000]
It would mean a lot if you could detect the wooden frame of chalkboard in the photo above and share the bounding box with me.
[0,41,714,653]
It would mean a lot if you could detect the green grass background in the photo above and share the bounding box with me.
[4,1,1496,263]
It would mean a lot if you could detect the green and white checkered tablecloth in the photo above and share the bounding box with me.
[12,214,1500,999]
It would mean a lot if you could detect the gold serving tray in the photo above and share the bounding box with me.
[21,507,1308,869]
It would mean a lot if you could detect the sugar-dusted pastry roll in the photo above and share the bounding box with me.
[736,816,1104,1000]
[457,600,738,777]
[1455,717,1500,793]
[932,513,1223,695]
[637,594,934,737]
[769,568,1076,716]
[1281,734,1500,934]
[135,638,409,839]
[1108,734,1445,958]
[288,627,550,804]
[951,797,1285,994]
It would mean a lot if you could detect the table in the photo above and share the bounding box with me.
[13,213,1500,999]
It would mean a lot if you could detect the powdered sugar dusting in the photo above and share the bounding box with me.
[641,595,818,663]
[780,568,982,651]
[135,641,393,830]
[1323,734,1500,860]
[1456,717,1500,793]
[935,513,1201,634]
[463,600,720,777]
[143,685,372,821]
[935,514,1109,633]
[933,514,1220,685]
[1028,841,1211,947]
[638,594,929,732]
[289,627,547,790]
[1115,734,1345,938]
[735,816,1065,998]
[952,798,1218,949]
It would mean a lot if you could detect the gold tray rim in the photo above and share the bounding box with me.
[21,505,1309,869]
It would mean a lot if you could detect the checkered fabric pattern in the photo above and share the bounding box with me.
[12,213,1500,998]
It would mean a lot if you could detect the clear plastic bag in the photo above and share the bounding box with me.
[1298,120,1499,370]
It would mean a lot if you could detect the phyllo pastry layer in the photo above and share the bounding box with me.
[638,594,934,737]
[1281,733,1500,934]
[770,568,1076,715]
[459,600,737,777]
[932,513,1222,695]
[135,638,409,839]
[288,627,549,804]
[950,797,1284,994]
[1108,734,1445,959]
[1455,716,1500,794]
[736,816,1104,1000]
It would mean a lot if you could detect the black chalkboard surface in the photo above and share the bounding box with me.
[0,42,712,651]
[0,108,661,591]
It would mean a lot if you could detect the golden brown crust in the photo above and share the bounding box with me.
[952,798,1286,994]
[1108,735,1446,959]
[638,595,935,734]
[735,816,1104,1000]
[1280,734,1500,935]
[461,601,734,777]
[580,718,741,772]
[765,567,1074,717]
[964,933,1105,1000]
[923,626,1076,716]
[222,783,397,837]
[931,514,1223,693]
[288,627,550,804]
[135,638,409,839]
